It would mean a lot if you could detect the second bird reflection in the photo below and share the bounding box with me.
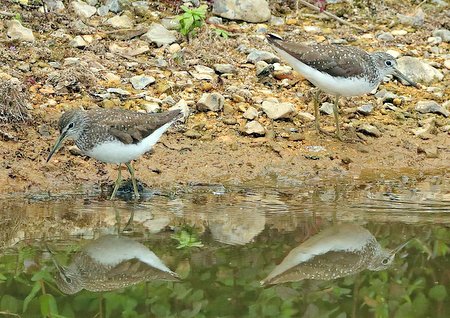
[53,235,179,294]
[262,223,408,285]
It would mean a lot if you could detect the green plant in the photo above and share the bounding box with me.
[212,27,229,39]
[177,4,207,38]
[171,229,204,249]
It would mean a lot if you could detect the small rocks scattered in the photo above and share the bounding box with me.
[6,20,35,42]
[415,101,449,117]
[261,100,296,120]
[212,0,271,23]
[130,75,155,90]
[197,93,225,112]
[319,102,334,115]
[412,118,437,139]
[244,120,265,136]
[396,57,444,84]
[357,124,382,137]
[141,23,177,47]
[377,32,394,41]
[247,50,280,64]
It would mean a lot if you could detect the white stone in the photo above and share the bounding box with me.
[69,35,88,48]
[141,23,177,47]
[6,20,35,42]
[391,30,407,36]
[212,0,271,23]
[261,100,296,120]
[244,121,265,135]
[194,65,215,75]
[396,57,444,84]
[71,1,97,19]
[106,15,134,28]
[130,75,156,90]
[197,93,225,112]
[169,99,190,122]
[243,106,258,120]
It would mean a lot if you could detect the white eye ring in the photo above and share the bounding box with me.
[68,122,74,129]
[385,60,393,67]
[382,258,389,265]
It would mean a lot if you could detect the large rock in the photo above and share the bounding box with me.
[141,23,177,47]
[212,0,271,23]
[261,100,296,120]
[6,20,35,42]
[244,121,265,135]
[71,1,97,19]
[396,57,444,84]
[415,101,449,117]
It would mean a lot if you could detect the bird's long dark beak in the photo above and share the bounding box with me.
[46,131,67,163]
[394,68,419,88]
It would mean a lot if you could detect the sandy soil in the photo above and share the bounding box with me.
[0,1,448,197]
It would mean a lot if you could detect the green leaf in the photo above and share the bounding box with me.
[40,294,58,317]
[1,295,19,313]
[428,285,447,301]
[23,281,41,312]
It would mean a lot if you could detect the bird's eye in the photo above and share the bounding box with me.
[65,276,72,284]
[385,60,393,67]
[382,258,389,265]
[68,122,74,129]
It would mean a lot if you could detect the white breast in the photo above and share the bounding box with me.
[86,121,174,164]
[273,47,377,97]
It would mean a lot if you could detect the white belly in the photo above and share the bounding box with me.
[273,47,376,96]
[86,121,173,164]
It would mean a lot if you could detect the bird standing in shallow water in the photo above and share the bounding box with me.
[47,108,181,199]
[267,34,418,140]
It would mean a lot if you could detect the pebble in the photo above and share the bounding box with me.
[207,16,223,25]
[289,133,305,141]
[386,50,401,58]
[270,16,284,26]
[107,87,131,96]
[357,124,382,137]
[143,102,160,113]
[6,20,35,42]
[71,1,97,19]
[222,117,237,125]
[261,100,296,120]
[444,60,450,70]
[412,118,436,138]
[427,36,442,46]
[194,65,215,75]
[417,145,439,158]
[374,89,398,102]
[244,121,265,136]
[197,92,225,112]
[357,104,374,115]
[304,25,322,33]
[185,129,202,139]
[432,29,450,42]
[243,106,258,120]
[97,5,110,16]
[396,56,444,84]
[105,0,122,13]
[212,0,271,23]
[397,8,425,26]
[141,23,177,47]
[106,15,134,28]
[130,75,155,90]
[320,102,334,115]
[391,30,407,36]
[297,112,315,122]
[415,101,449,117]
[377,32,394,41]
[247,50,280,64]
[214,64,237,74]
[69,35,88,48]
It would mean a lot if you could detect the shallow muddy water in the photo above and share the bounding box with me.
[0,175,449,318]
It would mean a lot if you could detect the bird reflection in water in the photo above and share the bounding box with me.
[52,235,179,294]
[262,223,408,285]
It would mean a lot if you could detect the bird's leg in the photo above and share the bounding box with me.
[333,95,343,141]
[314,89,321,133]
[125,162,140,199]
[110,164,122,200]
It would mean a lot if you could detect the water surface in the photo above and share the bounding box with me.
[0,175,449,317]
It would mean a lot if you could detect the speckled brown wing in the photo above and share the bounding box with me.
[269,39,367,79]
[90,109,181,145]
